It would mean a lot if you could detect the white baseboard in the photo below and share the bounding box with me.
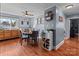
[55,40,64,50]
[64,36,70,40]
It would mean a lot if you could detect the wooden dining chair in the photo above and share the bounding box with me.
[20,29,29,46]
[31,31,39,45]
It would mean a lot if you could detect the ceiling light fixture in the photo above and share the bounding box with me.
[65,4,73,9]
[24,11,33,16]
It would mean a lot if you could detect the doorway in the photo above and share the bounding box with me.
[70,19,79,39]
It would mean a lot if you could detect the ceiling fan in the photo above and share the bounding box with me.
[22,11,33,16]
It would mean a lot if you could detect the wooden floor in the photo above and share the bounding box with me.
[0,37,79,56]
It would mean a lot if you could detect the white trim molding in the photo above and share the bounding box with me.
[55,40,64,50]
[64,36,70,40]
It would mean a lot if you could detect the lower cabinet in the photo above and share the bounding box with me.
[0,30,4,40]
[0,30,20,40]
[0,34,4,40]
[11,30,18,38]
[4,30,11,39]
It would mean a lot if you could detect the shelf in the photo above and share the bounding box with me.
[41,46,49,51]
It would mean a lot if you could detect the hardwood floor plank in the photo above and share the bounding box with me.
[0,37,79,56]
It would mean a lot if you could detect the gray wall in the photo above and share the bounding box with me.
[64,18,70,39]
[16,17,34,29]
[55,6,65,46]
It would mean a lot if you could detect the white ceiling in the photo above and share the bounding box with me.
[0,3,79,17]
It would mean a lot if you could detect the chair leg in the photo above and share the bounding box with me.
[20,39,23,46]
[25,39,27,42]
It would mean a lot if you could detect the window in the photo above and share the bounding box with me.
[0,17,17,30]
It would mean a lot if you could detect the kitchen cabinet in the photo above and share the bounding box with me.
[0,30,20,40]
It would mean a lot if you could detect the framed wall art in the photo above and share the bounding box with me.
[59,16,63,22]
